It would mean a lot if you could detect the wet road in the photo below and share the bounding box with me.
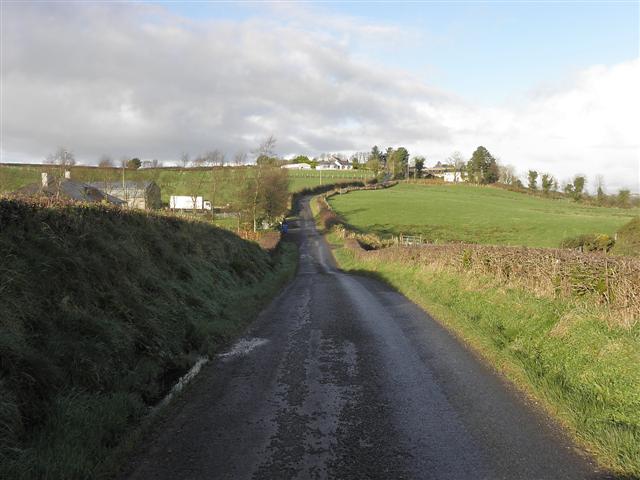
[125,197,607,480]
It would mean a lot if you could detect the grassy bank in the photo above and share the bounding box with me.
[312,194,640,477]
[0,198,297,479]
[327,183,639,248]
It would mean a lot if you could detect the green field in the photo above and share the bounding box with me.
[0,164,371,204]
[328,183,639,248]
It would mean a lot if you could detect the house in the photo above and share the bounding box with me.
[281,163,312,170]
[316,156,353,170]
[16,172,126,205]
[88,181,162,209]
[333,158,353,170]
[315,161,336,170]
[424,164,461,183]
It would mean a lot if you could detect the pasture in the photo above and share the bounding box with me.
[0,164,371,204]
[328,183,639,248]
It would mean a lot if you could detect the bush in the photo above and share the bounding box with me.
[560,233,615,252]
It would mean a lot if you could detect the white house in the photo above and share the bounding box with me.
[282,163,312,170]
[316,157,353,170]
[424,165,461,183]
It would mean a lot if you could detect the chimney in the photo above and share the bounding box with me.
[41,172,48,187]
[64,170,71,179]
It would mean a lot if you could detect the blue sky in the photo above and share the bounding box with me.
[160,1,639,103]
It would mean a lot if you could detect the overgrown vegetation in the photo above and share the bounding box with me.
[612,217,640,257]
[0,198,297,479]
[314,195,640,476]
[327,183,639,248]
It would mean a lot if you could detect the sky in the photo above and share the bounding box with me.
[1,1,639,192]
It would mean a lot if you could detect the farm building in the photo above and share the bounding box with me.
[88,181,162,209]
[281,163,312,170]
[16,172,126,205]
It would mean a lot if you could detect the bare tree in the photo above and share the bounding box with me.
[44,147,76,196]
[253,135,277,159]
[498,164,517,185]
[98,154,113,168]
[180,152,190,169]
[46,147,76,167]
[204,150,226,219]
[233,151,247,166]
[447,151,466,182]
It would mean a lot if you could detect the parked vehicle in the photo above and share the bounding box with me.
[169,195,212,211]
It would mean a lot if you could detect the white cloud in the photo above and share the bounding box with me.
[1,3,638,192]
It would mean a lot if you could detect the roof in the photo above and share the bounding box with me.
[87,181,156,199]
[17,179,125,205]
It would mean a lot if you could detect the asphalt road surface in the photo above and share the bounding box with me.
[124,197,611,480]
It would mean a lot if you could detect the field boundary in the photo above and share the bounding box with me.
[315,190,640,326]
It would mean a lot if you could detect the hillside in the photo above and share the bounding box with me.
[0,164,371,203]
[328,183,639,248]
[0,198,296,479]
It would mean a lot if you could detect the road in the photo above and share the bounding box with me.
[125,197,609,480]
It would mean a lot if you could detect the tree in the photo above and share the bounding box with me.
[367,145,382,176]
[98,154,113,168]
[241,162,289,232]
[233,151,247,166]
[617,189,631,208]
[388,147,409,179]
[180,152,190,168]
[244,136,284,231]
[447,152,466,182]
[572,175,586,200]
[466,146,498,184]
[127,158,141,170]
[595,175,606,205]
[527,170,538,191]
[541,173,554,195]
[498,164,517,185]
[414,157,425,179]
[46,147,76,167]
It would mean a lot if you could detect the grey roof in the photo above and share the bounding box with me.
[17,179,126,205]
[87,181,156,199]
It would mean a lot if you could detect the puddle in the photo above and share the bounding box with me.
[217,337,269,360]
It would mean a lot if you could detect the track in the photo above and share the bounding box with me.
[124,197,609,480]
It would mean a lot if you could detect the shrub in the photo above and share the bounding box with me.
[560,233,615,252]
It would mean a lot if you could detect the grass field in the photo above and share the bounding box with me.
[0,164,371,204]
[328,183,639,248]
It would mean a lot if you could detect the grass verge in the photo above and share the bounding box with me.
[0,198,297,479]
[324,227,639,477]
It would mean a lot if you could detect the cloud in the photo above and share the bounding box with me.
[1,3,638,192]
